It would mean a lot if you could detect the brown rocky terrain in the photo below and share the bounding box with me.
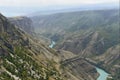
[0,13,99,80]
[9,16,34,35]
[31,9,119,79]
[94,45,120,77]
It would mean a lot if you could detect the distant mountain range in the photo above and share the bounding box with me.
[28,3,119,16]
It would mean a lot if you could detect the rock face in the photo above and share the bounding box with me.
[9,16,34,35]
[57,32,103,57]
[95,45,120,78]
[61,57,98,80]
[56,50,98,80]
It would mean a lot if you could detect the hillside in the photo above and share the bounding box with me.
[31,9,118,35]
[31,9,120,80]
[0,13,99,80]
[9,17,34,35]
[0,13,65,80]
[94,44,120,79]
[31,9,119,57]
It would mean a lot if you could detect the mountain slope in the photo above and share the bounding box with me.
[31,9,120,80]
[0,13,99,80]
[9,16,34,35]
[94,44,120,79]
[31,9,118,34]
[31,9,119,58]
[0,13,64,80]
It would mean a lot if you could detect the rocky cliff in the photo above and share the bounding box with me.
[9,16,34,35]
[61,57,98,80]
[95,45,120,79]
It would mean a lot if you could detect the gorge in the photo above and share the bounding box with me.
[0,8,119,80]
[49,40,109,80]
[31,9,119,80]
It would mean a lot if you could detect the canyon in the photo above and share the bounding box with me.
[0,8,119,80]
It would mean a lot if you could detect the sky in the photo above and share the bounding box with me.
[0,0,119,16]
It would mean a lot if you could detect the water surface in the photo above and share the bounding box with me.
[96,67,109,80]
[49,41,56,48]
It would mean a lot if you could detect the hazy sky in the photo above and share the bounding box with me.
[0,0,118,7]
[0,0,119,16]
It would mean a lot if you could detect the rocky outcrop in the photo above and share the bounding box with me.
[61,56,98,80]
[57,31,105,57]
[9,16,34,35]
[56,49,98,80]
[95,45,120,77]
